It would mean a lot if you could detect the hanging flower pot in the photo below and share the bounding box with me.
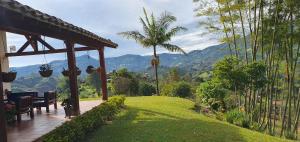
[62,67,81,77]
[86,65,95,74]
[62,68,69,77]
[76,69,82,76]
[39,64,53,77]
[151,57,160,67]
[2,71,17,82]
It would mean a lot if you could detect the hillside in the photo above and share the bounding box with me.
[11,43,230,93]
[11,43,230,78]
[87,96,289,142]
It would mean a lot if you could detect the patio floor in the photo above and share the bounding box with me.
[7,100,102,142]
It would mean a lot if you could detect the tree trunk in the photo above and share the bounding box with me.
[153,46,160,96]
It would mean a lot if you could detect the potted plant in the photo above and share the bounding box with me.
[39,64,53,77]
[62,67,81,77]
[61,98,73,119]
[2,71,17,82]
[86,65,95,74]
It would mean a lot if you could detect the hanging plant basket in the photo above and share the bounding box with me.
[62,67,81,77]
[86,65,95,74]
[39,64,53,77]
[2,71,17,82]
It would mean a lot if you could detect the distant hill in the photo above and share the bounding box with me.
[11,43,230,78]
[11,43,230,94]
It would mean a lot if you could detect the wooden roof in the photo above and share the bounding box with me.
[0,0,118,48]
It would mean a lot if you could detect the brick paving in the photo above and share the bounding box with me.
[7,100,101,142]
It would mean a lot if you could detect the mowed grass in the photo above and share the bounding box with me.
[87,96,291,142]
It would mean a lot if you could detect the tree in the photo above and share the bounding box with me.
[168,67,180,82]
[119,8,187,95]
[86,72,101,94]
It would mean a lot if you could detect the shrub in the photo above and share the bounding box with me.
[173,82,192,98]
[215,112,224,121]
[161,82,192,98]
[139,82,156,96]
[41,96,125,142]
[224,94,238,110]
[226,109,250,128]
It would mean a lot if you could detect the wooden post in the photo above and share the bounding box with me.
[0,62,7,142]
[98,48,108,101]
[65,41,80,115]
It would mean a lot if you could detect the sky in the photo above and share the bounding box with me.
[6,0,220,67]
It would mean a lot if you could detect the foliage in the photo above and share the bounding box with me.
[226,109,250,128]
[139,82,156,96]
[110,68,140,96]
[173,82,193,98]
[86,72,101,93]
[167,67,180,82]
[196,79,226,111]
[213,56,247,91]
[41,96,125,142]
[57,77,70,101]
[79,84,99,99]
[39,64,52,71]
[161,82,192,98]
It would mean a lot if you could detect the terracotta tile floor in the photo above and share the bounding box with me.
[7,100,102,142]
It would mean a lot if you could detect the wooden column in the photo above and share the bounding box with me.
[65,41,80,115]
[0,63,7,142]
[98,48,108,101]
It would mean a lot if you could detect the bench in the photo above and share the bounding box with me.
[33,91,57,113]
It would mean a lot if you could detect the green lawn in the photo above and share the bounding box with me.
[87,96,291,142]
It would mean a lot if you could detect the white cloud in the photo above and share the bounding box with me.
[6,0,220,67]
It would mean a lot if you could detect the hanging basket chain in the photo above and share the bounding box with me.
[42,36,48,64]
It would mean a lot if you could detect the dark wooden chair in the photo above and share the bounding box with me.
[7,92,36,122]
[15,96,34,122]
[33,91,57,113]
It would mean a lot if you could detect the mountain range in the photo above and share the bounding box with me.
[10,43,230,94]
[11,43,230,78]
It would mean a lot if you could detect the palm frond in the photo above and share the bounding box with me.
[143,8,152,28]
[140,17,151,37]
[158,11,176,29]
[160,43,187,54]
[118,31,146,44]
[166,26,187,39]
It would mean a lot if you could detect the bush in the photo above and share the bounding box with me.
[41,96,125,142]
[173,82,192,98]
[224,94,238,110]
[226,109,250,128]
[139,82,156,96]
[161,82,192,98]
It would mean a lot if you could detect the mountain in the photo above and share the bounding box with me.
[10,43,230,94]
[11,43,230,78]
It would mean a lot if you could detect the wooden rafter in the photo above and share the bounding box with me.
[16,40,30,53]
[25,35,38,52]
[36,36,55,51]
[6,46,99,57]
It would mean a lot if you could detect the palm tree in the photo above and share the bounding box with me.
[119,8,187,96]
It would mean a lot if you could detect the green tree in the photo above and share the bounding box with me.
[197,79,226,111]
[119,8,187,96]
[86,72,101,94]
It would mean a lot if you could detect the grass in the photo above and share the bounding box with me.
[87,96,291,142]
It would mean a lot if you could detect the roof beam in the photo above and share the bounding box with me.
[6,46,100,57]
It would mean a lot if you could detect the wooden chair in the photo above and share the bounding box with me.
[33,91,57,113]
[15,96,34,122]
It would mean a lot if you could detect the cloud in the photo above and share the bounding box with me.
[6,0,219,67]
